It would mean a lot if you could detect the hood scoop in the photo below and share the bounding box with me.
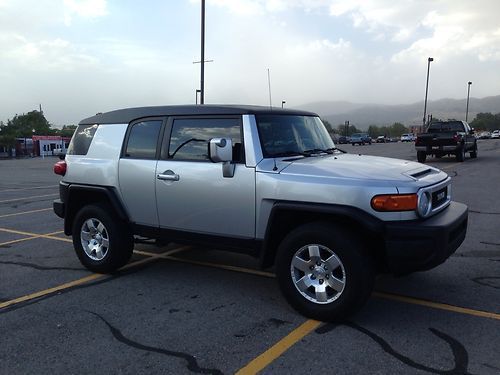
[405,167,436,180]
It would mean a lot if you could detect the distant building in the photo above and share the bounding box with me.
[32,135,71,156]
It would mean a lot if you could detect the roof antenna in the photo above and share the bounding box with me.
[273,157,278,171]
[267,68,272,110]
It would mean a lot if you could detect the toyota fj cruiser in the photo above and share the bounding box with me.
[53,105,468,321]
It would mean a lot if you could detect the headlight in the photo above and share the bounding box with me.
[417,191,432,217]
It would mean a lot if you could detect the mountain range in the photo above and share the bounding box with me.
[297,95,500,130]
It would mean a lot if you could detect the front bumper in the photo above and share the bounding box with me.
[383,201,468,273]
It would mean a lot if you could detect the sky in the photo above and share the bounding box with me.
[1,0,500,126]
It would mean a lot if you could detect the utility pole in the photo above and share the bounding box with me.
[200,0,205,104]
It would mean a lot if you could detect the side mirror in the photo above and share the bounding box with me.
[209,138,232,162]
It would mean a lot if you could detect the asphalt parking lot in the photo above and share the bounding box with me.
[1,140,499,374]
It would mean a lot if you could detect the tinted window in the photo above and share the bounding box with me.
[67,124,98,155]
[167,118,242,161]
[428,121,465,132]
[124,120,162,159]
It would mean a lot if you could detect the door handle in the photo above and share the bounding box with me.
[157,170,180,181]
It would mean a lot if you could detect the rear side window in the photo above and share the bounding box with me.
[428,121,465,132]
[166,118,242,162]
[67,124,99,155]
[123,120,162,159]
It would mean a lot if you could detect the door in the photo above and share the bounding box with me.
[156,116,255,238]
[118,118,163,226]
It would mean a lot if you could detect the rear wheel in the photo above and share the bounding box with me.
[456,145,466,162]
[417,151,427,163]
[470,142,478,158]
[276,222,375,321]
[72,203,133,273]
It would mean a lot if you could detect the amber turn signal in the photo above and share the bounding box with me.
[371,194,417,212]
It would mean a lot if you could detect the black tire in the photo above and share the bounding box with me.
[417,151,426,163]
[275,222,375,321]
[352,143,355,146]
[456,145,466,162]
[470,142,478,158]
[72,203,134,273]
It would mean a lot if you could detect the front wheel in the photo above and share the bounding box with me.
[72,204,134,273]
[275,222,375,321]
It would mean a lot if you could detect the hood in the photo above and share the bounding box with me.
[274,154,445,184]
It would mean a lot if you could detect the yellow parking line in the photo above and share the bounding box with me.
[0,230,67,246]
[137,250,500,321]
[236,319,322,375]
[0,247,189,310]
[0,208,52,219]
[134,250,276,278]
[0,193,58,204]
[373,292,500,321]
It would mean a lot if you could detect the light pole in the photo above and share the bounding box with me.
[281,101,286,108]
[195,89,201,105]
[200,0,205,104]
[423,57,433,129]
[466,81,472,122]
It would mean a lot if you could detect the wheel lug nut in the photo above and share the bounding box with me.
[324,266,328,271]
[319,279,324,284]
[311,275,316,280]
[316,261,321,266]
[326,275,329,279]
[309,266,314,270]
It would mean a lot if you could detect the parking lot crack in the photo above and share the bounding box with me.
[88,311,223,374]
[344,322,473,375]
[470,276,500,290]
[0,260,83,271]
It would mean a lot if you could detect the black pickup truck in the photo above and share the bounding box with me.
[415,120,478,163]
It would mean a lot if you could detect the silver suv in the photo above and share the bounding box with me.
[53,105,468,321]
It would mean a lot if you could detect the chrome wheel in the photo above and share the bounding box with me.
[290,244,346,304]
[80,218,110,261]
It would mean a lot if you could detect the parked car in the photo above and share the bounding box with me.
[376,135,387,143]
[400,134,415,142]
[337,135,348,144]
[53,105,468,321]
[476,131,491,139]
[415,120,477,163]
[492,130,500,139]
[351,133,371,145]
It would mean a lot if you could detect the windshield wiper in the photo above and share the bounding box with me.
[271,151,308,158]
[302,148,342,155]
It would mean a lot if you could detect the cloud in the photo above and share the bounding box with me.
[63,0,108,26]
[1,32,99,71]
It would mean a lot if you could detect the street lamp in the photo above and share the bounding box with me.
[423,57,434,129]
[281,101,286,108]
[466,81,472,122]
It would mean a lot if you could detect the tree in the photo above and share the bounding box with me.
[6,110,53,137]
[470,112,500,131]
[57,125,77,137]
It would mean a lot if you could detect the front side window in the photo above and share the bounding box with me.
[167,118,242,161]
[67,124,99,155]
[256,115,334,157]
[124,120,162,159]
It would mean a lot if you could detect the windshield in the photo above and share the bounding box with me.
[256,115,335,157]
